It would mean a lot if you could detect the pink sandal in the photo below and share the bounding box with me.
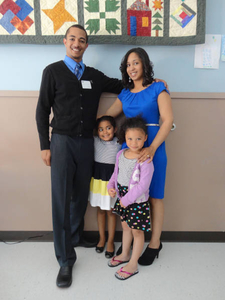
[108,256,129,267]
[115,267,139,280]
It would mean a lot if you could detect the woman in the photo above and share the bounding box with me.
[105,47,173,265]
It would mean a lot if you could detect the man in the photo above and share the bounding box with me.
[36,24,123,288]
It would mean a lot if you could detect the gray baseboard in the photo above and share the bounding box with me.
[0,231,225,243]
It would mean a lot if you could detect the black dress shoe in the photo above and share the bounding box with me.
[73,238,97,248]
[56,266,73,288]
[138,242,163,266]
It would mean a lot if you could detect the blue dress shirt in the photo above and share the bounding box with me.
[63,55,85,79]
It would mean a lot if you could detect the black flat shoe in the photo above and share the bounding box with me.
[56,266,73,288]
[138,242,163,266]
[95,245,105,253]
[105,248,115,259]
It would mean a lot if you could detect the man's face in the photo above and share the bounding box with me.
[63,27,88,62]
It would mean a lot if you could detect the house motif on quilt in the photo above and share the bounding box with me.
[127,0,151,36]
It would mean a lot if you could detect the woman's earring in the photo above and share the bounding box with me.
[129,77,131,82]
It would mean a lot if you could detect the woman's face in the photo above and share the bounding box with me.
[126,52,143,82]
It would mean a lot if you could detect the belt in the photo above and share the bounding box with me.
[146,123,176,131]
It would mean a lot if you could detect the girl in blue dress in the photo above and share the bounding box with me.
[105,47,174,266]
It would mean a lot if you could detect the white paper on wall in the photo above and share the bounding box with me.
[194,34,221,69]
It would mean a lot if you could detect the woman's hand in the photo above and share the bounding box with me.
[138,145,156,163]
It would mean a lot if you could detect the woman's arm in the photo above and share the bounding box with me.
[138,91,174,163]
[104,98,123,118]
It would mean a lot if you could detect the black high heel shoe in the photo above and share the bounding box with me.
[138,242,163,266]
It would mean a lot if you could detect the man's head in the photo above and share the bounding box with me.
[63,25,88,62]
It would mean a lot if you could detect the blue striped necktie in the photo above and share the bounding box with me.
[74,63,82,80]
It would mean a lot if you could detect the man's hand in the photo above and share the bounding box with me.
[41,149,51,166]
[154,78,169,90]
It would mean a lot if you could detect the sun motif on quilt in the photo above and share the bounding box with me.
[152,0,163,11]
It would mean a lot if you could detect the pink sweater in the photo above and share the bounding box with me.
[107,149,154,207]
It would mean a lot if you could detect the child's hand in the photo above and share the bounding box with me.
[120,200,126,208]
[108,188,116,198]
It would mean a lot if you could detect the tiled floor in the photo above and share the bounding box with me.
[1,242,225,300]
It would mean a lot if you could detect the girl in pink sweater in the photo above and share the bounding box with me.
[107,116,154,280]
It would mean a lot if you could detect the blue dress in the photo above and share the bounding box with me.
[118,82,169,199]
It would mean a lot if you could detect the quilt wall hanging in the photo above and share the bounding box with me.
[0,0,206,45]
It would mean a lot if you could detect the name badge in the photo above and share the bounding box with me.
[81,80,92,89]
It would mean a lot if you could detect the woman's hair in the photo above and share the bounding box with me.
[95,115,116,131]
[120,47,154,90]
[118,116,147,144]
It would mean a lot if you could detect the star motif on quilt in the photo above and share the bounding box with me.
[85,0,121,35]
[42,0,76,33]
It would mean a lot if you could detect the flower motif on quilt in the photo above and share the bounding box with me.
[84,0,121,35]
[127,0,164,37]
[41,0,77,35]
[0,0,34,35]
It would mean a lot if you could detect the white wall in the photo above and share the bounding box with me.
[0,0,224,92]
